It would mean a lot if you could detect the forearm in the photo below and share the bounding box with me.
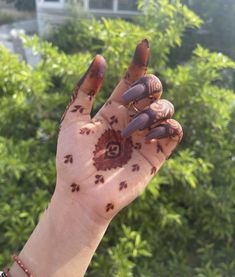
[9,191,109,277]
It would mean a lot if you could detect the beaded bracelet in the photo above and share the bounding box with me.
[12,255,34,277]
[1,255,34,277]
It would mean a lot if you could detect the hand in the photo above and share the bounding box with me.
[10,39,182,277]
[56,39,182,222]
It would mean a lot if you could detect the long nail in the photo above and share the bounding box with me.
[122,84,147,104]
[145,126,168,140]
[122,112,154,137]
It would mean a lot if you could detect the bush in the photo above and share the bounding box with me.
[1,0,235,276]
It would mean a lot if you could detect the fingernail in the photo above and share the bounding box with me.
[122,84,147,104]
[122,113,151,137]
[145,126,168,140]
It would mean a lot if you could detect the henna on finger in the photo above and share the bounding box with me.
[145,119,183,142]
[124,39,150,83]
[122,99,174,137]
[60,55,106,125]
[122,74,163,104]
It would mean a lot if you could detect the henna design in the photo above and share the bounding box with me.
[79,127,94,135]
[95,174,104,184]
[87,90,96,100]
[64,155,73,164]
[132,164,140,171]
[134,142,142,150]
[93,130,133,171]
[105,141,121,158]
[106,203,114,212]
[71,183,80,192]
[60,56,105,123]
[119,181,128,191]
[163,120,183,143]
[151,166,157,175]
[71,105,84,113]
[133,39,149,66]
[156,143,163,153]
[124,39,149,82]
[132,75,162,100]
[150,100,174,122]
[109,115,118,126]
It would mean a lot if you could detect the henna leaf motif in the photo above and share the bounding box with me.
[132,164,140,171]
[64,155,73,164]
[71,183,80,192]
[119,181,128,191]
[71,105,84,113]
[95,174,105,184]
[106,203,114,212]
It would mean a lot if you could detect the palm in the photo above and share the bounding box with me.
[55,40,182,221]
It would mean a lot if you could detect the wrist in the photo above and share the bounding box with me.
[10,189,109,277]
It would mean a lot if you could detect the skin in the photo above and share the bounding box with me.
[9,39,182,277]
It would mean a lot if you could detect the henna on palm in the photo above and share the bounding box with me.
[56,39,182,221]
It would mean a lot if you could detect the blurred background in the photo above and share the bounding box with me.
[0,0,235,276]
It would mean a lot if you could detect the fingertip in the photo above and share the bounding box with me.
[144,119,183,143]
[142,38,150,48]
[91,55,107,78]
[80,54,106,95]
[133,39,150,67]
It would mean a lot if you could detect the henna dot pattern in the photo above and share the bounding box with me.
[71,105,84,113]
[71,183,80,192]
[64,155,73,164]
[106,203,114,212]
[132,164,140,171]
[119,181,128,191]
[93,130,133,171]
[95,174,105,184]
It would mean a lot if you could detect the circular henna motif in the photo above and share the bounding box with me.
[93,129,133,171]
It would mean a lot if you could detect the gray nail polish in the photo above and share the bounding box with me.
[122,113,150,137]
[145,126,168,140]
[122,84,147,104]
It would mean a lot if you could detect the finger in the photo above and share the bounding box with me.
[122,99,174,137]
[60,55,106,128]
[128,119,182,183]
[122,74,163,115]
[109,39,150,104]
[144,119,183,170]
[145,119,182,142]
[122,75,163,103]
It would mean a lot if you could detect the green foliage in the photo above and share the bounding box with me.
[171,0,235,90]
[1,0,235,276]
